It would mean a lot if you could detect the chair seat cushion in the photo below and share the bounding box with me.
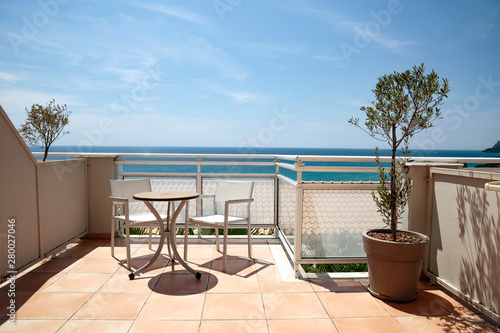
[116,213,167,224]
[188,214,247,227]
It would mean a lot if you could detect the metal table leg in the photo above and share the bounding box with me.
[129,200,201,280]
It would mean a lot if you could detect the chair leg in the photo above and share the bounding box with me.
[148,225,152,250]
[125,224,131,270]
[215,228,220,252]
[222,227,228,273]
[111,219,115,257]
[247,221,253,259]
[184,225,189,261]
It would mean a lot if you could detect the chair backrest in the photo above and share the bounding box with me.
[214,180,254,214]
[109,179,152,204]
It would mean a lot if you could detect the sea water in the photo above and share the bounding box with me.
[30,146,499,182]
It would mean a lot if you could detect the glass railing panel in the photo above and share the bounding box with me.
[200,178,275,226]
[278,179,297,248]
[301,188,383,258]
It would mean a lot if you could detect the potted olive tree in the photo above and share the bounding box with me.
[349,63,450,302]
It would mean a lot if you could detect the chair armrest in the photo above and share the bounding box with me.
[224,198,254,214]
[225,198,254,205]
[199,194,215,199]
[108,196,128,203]
[108,197,129,211]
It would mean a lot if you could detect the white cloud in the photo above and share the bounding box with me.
[129,2,208,26]
[0,88,83,119]
[192,79,260,104]
[0,72,19,83]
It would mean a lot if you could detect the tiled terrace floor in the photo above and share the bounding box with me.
[0,237,498,333]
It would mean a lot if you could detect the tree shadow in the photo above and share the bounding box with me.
[456,184,500,324]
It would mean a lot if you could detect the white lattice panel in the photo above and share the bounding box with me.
[301,189,384,257]
[278,180,296,245]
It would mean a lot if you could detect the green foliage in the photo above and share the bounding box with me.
[302,263,368,273]
[349,63,449,241]
[18,99,71,161]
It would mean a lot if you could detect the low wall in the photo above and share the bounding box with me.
[427,167,500,324]
[0,106,39,277]
[38,160,88,255]
[0,106,89,279]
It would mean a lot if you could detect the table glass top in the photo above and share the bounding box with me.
[133,191,199,201]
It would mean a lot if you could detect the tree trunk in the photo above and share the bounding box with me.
[390,127,397,241]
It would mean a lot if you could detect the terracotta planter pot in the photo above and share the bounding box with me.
[363,229,429,302]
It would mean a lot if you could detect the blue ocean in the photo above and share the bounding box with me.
[30,146,499,182]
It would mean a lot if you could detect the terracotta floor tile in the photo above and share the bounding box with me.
[89,244,143,259]
[3,237,497,332]
[73,293,148,320]
[252,245,275,260]
[130,246,165,259]
[396,314,499,333]
[76,238,111,247]
[317,292,390,318]
[6,272,63,294]
[111,237,147,247]
[31,258,80,273]
[310,278,366,293]
[180,244,216,259]
[120,257,170,276]
[153,271,212,294]
[268,318,338,333]
[15,292,92,319]
[258,271,313,292]
[200,320,268,333]
[162,258,209,275]
[55,245,97,259]
[0,319,66,332]
[70,258,122,274]
[356,278,370,287]
[0,292,33,319]
[137,293,205,320]
[379,292,450,317]
[423,289,479,315]
[207,269,260,293]
[57,319,133,333]
[254,261,278,275]
[263,292,329,319]
[43,273,111,293]
[130,320,200,333]
[334,317,407,333]
[99,273,160,293]
[210,257,256,275]
[202,293,265,320]
[212,244,254,259]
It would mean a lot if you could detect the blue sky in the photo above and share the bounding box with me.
[1,0,499,150]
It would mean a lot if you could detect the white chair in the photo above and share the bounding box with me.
[186,180,254,272]
[109,179,168,269]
